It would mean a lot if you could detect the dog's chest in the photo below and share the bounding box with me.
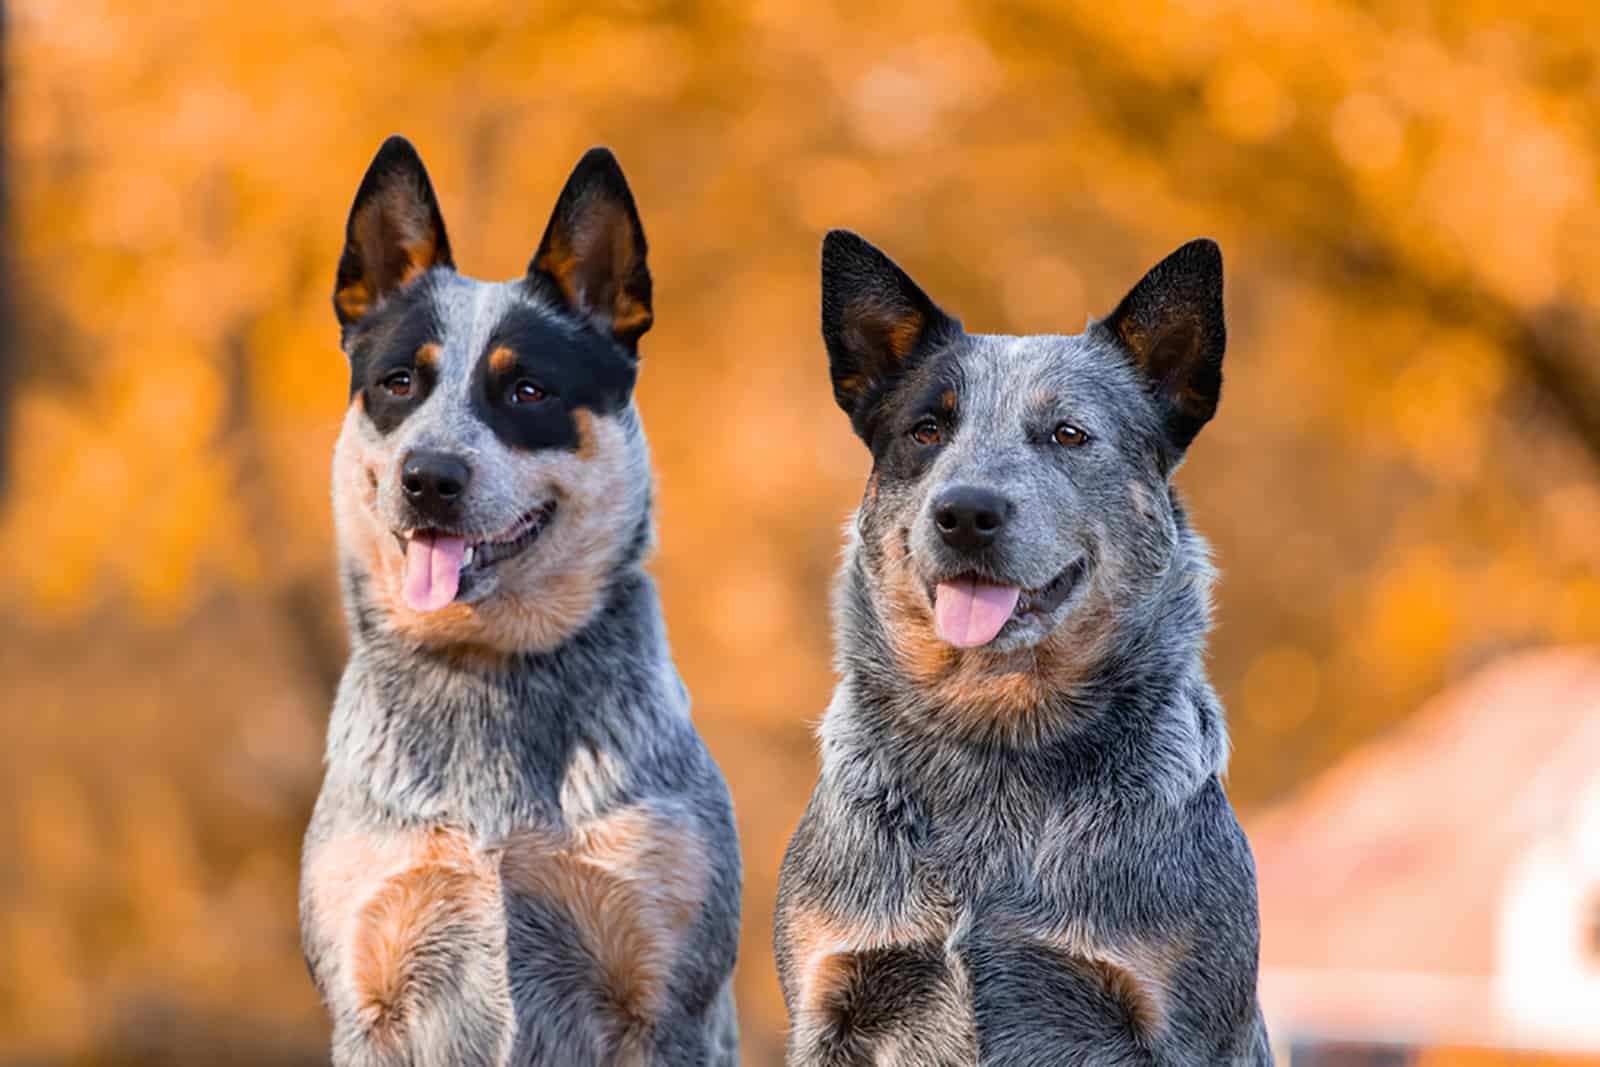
[303,805,709,1058]
[786,789,1181,1059]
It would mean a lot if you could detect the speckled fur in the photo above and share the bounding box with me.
[301,138,740,1066]
[776,232,1270,1065]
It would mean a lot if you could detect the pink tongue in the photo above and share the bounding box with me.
[934,579,1022,649]
[403,533,466,612]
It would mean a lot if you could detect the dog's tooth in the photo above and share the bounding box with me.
[463,545,475,567]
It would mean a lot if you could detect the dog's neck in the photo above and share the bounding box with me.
[320,556,688,836]
[828,523,1227,810]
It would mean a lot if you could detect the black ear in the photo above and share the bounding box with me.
[527,148,653,352]
[334,136,454,331]
[821,230,960,439]
[1099,238,1226,459]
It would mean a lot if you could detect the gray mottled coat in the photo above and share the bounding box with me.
[300,137,741,1067]
[775,232,1271,1066]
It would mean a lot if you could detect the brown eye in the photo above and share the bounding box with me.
[1053,423,1089,447]
[381,369,413,397]
[508,380,547,405]
[1049,422,1088,447]
[910,418,942,446]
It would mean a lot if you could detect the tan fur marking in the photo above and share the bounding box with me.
[382,544,612,654]
[785,902,949,1021]
[846,296,924,365]
[333,403,637,655]
[351,865,482,1036]
[1117,313,1203,405]
[1113,315,1150,364]
[835,372,868,399]
[307,828,484,952]
[806,951,859,1020]
[336,280,375,323]
[334,178,441,326]
[375,184,441,288]
[572,408,600,461]
[307,811,707,1059]
[501,808,708,1048]
[305,826,508,1047]
[938,388,957,413]
[609,295,653,341]
[1038,926,1184,1040]
[332,410,391,607]
[339,183,444,324]
[488,345,516,375]
[872,522,1114,741]
[534,237,579,302]
[534,203,651,340]
[416,342,441,370]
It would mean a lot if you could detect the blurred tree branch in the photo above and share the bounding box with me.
[989,2,1600,468]
[1326,238,1600,464]
[1514,306,1600,463]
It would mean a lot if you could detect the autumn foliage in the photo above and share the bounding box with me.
[4,1,1599,1063]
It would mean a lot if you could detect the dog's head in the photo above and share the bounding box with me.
[824,232,1224,716]
[330,137,654,653]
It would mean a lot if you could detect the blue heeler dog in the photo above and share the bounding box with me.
[300,137,741,1066]
[774,232,1271,1064]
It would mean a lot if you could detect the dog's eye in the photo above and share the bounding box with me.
[1053,423,1089,447]
[508,380,547,406]
[381,369,413,398]
[910,418,942,446]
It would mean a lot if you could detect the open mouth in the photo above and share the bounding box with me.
[927,558,1087,649]
[393,499,558,613]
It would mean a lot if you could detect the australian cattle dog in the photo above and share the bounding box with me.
[300,137,742,1066]
[775,231,1271,1065]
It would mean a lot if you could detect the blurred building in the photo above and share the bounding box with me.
[1253,649,1600,1064]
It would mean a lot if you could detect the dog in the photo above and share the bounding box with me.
[774,231,1272,1065]
[299,137,742,1067]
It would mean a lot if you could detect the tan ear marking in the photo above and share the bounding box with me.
[371,183,444,288]
[336,280,375,323]
[532,237,578,303]
[844,296,925,367]
[336,151,451,329]
[534,199,651,342]
[834,372,868,399]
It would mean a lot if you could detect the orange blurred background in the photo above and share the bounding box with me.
[4,1,1600,1064]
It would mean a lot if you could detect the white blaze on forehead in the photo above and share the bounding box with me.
[432,277,523,386]
[390,279,527,455]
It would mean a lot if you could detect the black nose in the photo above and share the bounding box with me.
[400,450,472,521]
[934,486,1011,551]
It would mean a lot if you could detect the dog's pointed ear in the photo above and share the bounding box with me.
[527,148,653,352]
[1099,238,1226,460]
[334,136,454,331]
[822,230,960,440]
